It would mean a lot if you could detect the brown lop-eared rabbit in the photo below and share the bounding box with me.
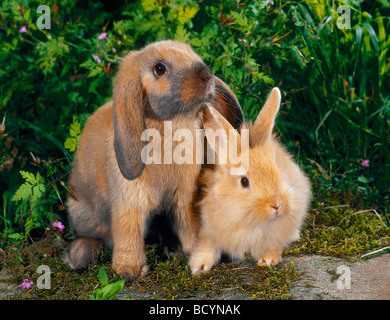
[63,40,243,280]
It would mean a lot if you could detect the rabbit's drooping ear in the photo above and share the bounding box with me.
[211,77,244,130]
[203,105,239,159]
[113,64,146,180]
[250,87,281,147]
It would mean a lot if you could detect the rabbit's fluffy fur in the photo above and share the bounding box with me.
[189,88,312,274]
[63,40,243,280]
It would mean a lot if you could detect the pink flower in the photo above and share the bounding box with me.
[19,25,27,33]
[98,32,107,40]
[19,279,33,289]
[53,221,65,232]
[92,54,101,64]
[361,160,370,167]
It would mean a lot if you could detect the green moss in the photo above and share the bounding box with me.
[130,251,298,300]
[1,237,119,300]
[2,201,389,300]
[286,201,390,258]
[1,240,298,300]
[243,261,299,300]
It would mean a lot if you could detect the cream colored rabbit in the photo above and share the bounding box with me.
[63,40,243,280]
[189,88,312,274]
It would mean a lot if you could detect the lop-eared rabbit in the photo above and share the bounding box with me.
[63,40,243,280]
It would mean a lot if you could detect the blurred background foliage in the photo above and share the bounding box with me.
[0,0,389,246]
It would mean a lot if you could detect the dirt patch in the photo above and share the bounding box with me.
[0,268,22,299]
[288,254,390,300]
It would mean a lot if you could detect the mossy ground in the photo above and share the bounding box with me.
[286,201,390,259]
[1,199,389,300]
[0,239,298,300]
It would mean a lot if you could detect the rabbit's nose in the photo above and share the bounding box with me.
[194,63,212,83]
[270,204,280,213]
[199,70,212,84]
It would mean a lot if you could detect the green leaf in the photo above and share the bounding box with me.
[100,281,125,300]
[142,0,159,12]
[91,275,125,300]
[174,24,190,43]
[64,116,81,152]
[99,268,109,287]
[362,22,379,56]
[8,233,25,241]
[64,138,77,152]
[31,185,44,202]
[12,183,32,202]
[24,8,31,21]
[357,176,374,184]
[25,216,34,235]
[177,6,199,25]
[12,171,46,205]
[90,288,103,300]
[18,255,24,264]
[354,25,363,73]
[230,11,249,31]
[20,171,37,185]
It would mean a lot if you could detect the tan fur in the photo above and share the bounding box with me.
[189,88,312,274]
[64,40,243,280]
[181,75,201,104]
[67,102,203,279]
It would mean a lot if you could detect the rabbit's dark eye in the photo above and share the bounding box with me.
[240,177,249,188]
[153,63,167,77]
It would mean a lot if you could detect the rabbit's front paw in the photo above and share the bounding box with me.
[112,251,148,281]
[189,252,217,275]
[257,250,282,267]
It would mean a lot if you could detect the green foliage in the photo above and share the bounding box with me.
[10,171,46,240]
[124,0,199,41]
[6,162,67,243]
[12,171,46,204]
[90,268,125,300]
[64,116,81,152]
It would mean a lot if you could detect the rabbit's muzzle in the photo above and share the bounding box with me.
[145,62,215,120]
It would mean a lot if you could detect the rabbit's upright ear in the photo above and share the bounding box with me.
[203,105,239,158]
[211,77,244,130]
[113,56,146,180]
[250,87,281,147]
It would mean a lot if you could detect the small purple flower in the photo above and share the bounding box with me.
[92,54,101,64]
[53,221,65,232]
[361,160,370,167]
[19,279,33,289]
[98,32,107,40]
[19,25,27,33]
